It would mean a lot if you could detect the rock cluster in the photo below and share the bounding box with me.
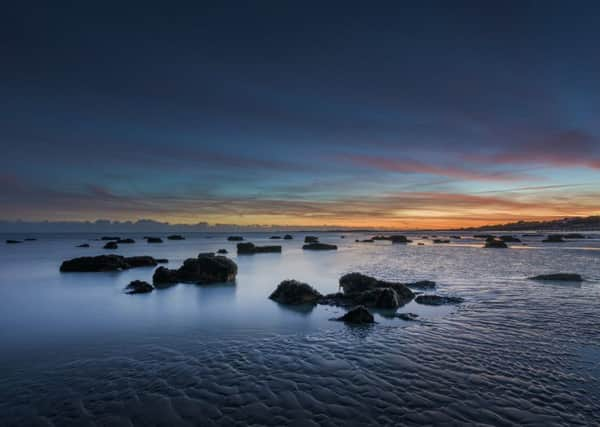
[152,254,237,286]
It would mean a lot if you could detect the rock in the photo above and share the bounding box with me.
[117,238,135,244]
[24,238,37,241]
[60,255,130,272]
[76,243,90,248]
[302,242,338,250]
[6,240,22,244]
[563,233,586,239]
[283,234,293,240]
[500,235,521,242]
[522,234,538,237]
[417,242,425,245]
[335,306,375,324]
[474,234,495,239]
[338,272,414,303]
[146,237,163,243]
[167,234,185,240]
[217,249,228,254]
[304,236,319,243]
[528,273,583,282]
[125,280,154,294]
[389,235,412,243]
[227,236,244,241]
[269,280,322,305]
[484,239,508,248]
[433,239,450,244]
[237,242,282,254]
[371,235,389,240]
[124,256,157,267]
[270,236,282,239]
[405,280,436,289]
[415,295,464,305]
[354,287,401,309]
[397,312,419,321]
[542,234,565,243]
[450,236,461,239]
[101,236,120,241]
[356,239,374,243]
[152,255,238,286]
[198,252,215,257]
[103,241,118,249]
[156,258,169,264]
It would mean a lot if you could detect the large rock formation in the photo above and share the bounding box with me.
[152,254,237,286]
[237,242,282,254]
[321,273,414,308]
[269,280,322,305]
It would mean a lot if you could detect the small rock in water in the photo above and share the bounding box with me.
[397,312,419,321]
[24,238,37,241]
[76,243,90,248]
[484,239,508,248]
[152,254,238,286]
[117,238,135,244]
[389,235,412,244]
[124,256,157,267]
[542,234,565,243]
[405,280,436,289]
[433,239,450,244]
[415,295,464,305]
[101,236,120,241]
[217,248,228,254]
[6,240,22,244]
[237,242,282,254]
[125,280,154,294]
[355,287,401,309]
[302,242,337,250]
[500,235,521,242]
[563,233,586,239]
[156,258,169,264]
[270,236,282,239]
[335,306,375,324]
[146,237,163,243]
[103,241,118,250]
[528,273,583,282]
[227,236,244,241]
[283,234,293,240]
[198,252,215,257]
[304,236,319,243]
[269,280,322,305]
[167,234,185,240]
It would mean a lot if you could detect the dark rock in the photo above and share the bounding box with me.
[421,236,429,239]
[6,240,22,244]
[354,287,401,309]
[152,255,237,286]
[450,236,461,239]
[125,280,154,294]
[124,256,157,268]
[270,236,282,239]
[542,234,565,243]
[397,312,419,321]
[304,236,319,243]
[198,252,215,257]
[433,239,450,244]
[24,238,37,241]
[522,234,538,237]
[335,306,374,324]
[76,243,90,248]
[356,239,374,243]
[484,239,508,248]
[117,238,135,244]
[167,234,185,240]
[528,273,583,282]
[417,242,425,245]
[302,242,337,250]
[405,280,436,289]
[103,241,118,250]
[217,249,228,254]
[269,280,322,305]
[237,242,282,254]
[60,255,130,272]
[156,258,169,264]
[474,234,495,239]
[500,235,521,242]
[101,236,120,241]
[227,236,244,241]
[415,295,464,305]
[283,234,293,240]
[371,235,389,240]
[389,235,412,244]
[563,233,586,239]
[338,272,414,303]
[146,237,163,243]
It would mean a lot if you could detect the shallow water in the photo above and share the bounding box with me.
[0,232,599,426]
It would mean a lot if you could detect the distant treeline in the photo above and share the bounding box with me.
[463,216,600,231]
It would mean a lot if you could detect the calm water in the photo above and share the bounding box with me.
[0,232,599,426]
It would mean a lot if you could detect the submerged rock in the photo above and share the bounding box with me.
[152,254,237,286]
[101,236,120,241]
[269,280,322,305]
[397,312,419,321]
[76,243,90,248]
[304,236,319,243]
[103,241,118,250]
[117,238,135,244]
[543,234,565,243]
[24,238,37,241]
[500,235,521,242]
[484,239,508,248]
[389,235,412,244]
[145,237,163,243]
[237,242,282,254]
[270,236,282,239]
[283,234,293,240]
[167,234,185,240]
[335,306,375,324]
[227,236,244,241]
[302,242,337,250]
[528,273,583,282]
[6,240,22,244]
[125,280,154,294]
[415,295,464,305]
[217,248,228,254]
[433,239,450,244]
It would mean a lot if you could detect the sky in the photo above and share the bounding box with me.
[2,1,600,229]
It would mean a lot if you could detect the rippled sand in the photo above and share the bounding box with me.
[0,232,599,426]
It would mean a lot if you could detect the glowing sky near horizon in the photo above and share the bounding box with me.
[2,1,600,229]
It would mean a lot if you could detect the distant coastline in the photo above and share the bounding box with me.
[461,215,600,232]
